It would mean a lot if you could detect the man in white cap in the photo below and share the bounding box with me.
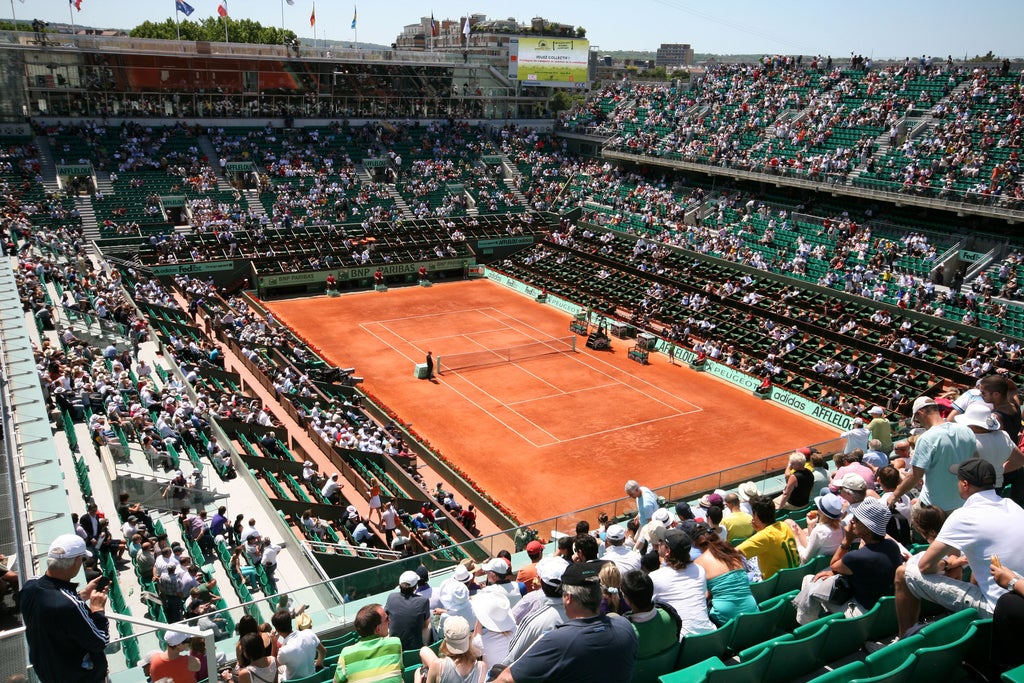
[480,557,521,606]
[502,557,568,665]
[841,418,871,454]
[385,570,430,651]
[737,482,758,516]
[147,630,201,683]
[600,524,641,574]
[21,534,109,683]
[867,406,893,453]
[889,396,976,514]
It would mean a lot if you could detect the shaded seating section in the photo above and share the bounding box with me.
[494,234,1024,418]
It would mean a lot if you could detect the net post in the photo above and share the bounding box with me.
[571,336,576,352]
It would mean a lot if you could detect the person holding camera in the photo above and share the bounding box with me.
[21,534,110,683]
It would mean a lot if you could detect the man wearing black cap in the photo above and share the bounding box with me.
[494,562,637,683]
[894,458,1024,636]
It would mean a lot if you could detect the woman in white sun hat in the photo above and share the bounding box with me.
[954,401,1024,490]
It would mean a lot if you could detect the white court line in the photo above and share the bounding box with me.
[413,325,513,344]
[513,354,581,394]
[554,414,691,444]
[370,307,504,324]
[439,309,698,445]
[359,306,700,448]
[357,320,557,448]
[442,367,561,445]
[505,381,626,406]
[476,308,702,414]
[358,323,424,367]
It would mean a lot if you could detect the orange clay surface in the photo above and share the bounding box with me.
[266,279,838,524]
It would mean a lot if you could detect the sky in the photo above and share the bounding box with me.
[12,0,1024,58]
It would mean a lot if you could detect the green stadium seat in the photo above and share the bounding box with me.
[727,596,790,654]
[863,634,926,676]
[757,622,833,683]
[916,608,978,643]
[814,599,882,662]
[676,619,735,669]
[660,648,773,683]
[807,660,870,683]
[631,643,682,683]
[863,596,898,641]
[748,573,779,603]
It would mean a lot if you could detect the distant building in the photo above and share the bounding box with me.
[394,14,585,60]
[656,43,694,68]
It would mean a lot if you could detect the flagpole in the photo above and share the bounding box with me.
[10,0,17,32]
[69,2,75,35]
[174,6,181,41]
[224,15,228,43]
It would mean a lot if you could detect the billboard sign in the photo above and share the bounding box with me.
[509,36,590,87]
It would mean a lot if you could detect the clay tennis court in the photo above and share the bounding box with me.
[266,279,838,523]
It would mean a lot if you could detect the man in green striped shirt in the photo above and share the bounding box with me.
[334,604,403,683]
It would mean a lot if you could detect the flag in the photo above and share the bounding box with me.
[310,3,316,27]
[175,0,194,16]
[463,15,471,38]
[217,0,227,17]
[285,0,294,4]
[351,6,357,29]
[70,0,82,11]
[430,13,438,37]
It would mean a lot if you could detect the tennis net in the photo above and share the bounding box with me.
[437,336,577,374]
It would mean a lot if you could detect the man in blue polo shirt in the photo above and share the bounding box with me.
[494,561,637,683]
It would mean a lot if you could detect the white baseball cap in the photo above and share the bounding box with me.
[47,534,89,560]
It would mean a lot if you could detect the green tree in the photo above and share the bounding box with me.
[0,20,35,32]
[549,89,585,113]
[130,17,295,44]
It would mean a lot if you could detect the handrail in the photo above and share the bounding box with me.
[601,148,1024,223]
[106,612,217,681]
[300,540,402,562]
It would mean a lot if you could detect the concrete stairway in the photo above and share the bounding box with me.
[33,134,60,194]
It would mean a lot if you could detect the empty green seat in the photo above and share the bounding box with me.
[676,619,735,669]
[632,643,682,683]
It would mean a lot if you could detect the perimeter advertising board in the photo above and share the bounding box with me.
[509,37,590,88]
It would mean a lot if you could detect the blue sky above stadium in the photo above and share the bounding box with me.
[17,0,1024,58]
